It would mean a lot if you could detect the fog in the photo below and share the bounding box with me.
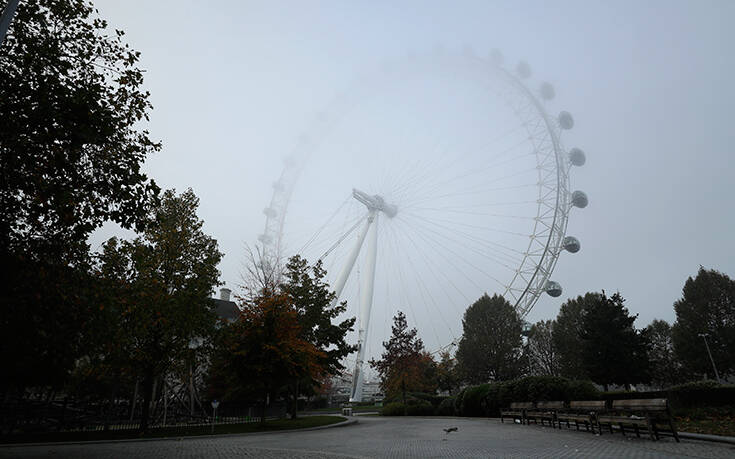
[89,0,735,371]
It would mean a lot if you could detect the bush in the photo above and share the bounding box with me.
[436,396,456,416]
[380,400,434,416]
[460,384,492,417]
[453,387,467,415]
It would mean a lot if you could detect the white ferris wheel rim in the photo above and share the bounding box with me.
[258,50,583,323]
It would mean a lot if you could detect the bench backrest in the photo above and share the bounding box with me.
[611,398,668,411]
[509,402,534,410]
[569,400,605,411]
[535,401,564,410]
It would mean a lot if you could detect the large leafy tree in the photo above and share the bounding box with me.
[455,294,523,384]
[645,319,684,389]
[214,292,324,424]
[552,293,599,380]
[96,189,222,431]
[525,320,559,376]
[579,292,649,391]
[435,351,459,394]
[672,267,735,380]
[369,311,431,409]
[279,255,356,416]
[0,0,159,393]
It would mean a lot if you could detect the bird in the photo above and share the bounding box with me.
[443,427,458,434]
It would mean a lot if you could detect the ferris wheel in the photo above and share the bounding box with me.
[257,49,588,401]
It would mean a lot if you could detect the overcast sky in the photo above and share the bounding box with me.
[89,0,735,366]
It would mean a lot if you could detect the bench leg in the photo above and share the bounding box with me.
[619,423,626,436]
[668,419,680,443]
[633,424,640,438]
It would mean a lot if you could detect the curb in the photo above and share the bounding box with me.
[0,417,358,448]
[678,431,735,445]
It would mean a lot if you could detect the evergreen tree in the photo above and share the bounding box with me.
[552,293,599,380]
[672,267,735,380]
[369,311,428,409]
[455,294,523,384]
[580,292,649,391]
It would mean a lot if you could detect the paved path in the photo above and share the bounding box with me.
[2,416,733,458]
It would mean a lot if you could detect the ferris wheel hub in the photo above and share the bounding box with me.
[352,188,398,218]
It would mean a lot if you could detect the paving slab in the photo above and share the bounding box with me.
[2,416,733,458]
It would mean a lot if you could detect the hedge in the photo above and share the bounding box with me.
[600,381,735,413]
[380,400,434,416]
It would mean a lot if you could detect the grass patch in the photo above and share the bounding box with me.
[0,416,346,444]
[673,406,735,437]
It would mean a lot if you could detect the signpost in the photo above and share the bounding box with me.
[211,400,219,434]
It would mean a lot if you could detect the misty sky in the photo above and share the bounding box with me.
[89,0,735,368]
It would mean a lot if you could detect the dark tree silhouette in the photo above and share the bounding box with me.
[645,319,684,389]
[455,294,523,384]
[580,292,649,391]
[1,0,159,395]
[552,293,600,380]
[672,267,735,380]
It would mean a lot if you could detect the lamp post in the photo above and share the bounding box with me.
[697,333,721,384]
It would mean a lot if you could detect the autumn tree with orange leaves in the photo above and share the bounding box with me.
[215,292,324,423]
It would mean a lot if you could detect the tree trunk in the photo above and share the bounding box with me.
[140,368,154,433]
[401,379,407,416]
[260,388,268,425]
[603,383,609,392]
[129,378,139,421]
[289,380,299,420]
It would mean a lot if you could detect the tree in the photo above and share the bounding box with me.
[96,189,222,431]
[435,351,459,394]
[672,267,735,380]
[525,320,559,376]
[215,292,324,424]
[553,293,599,380]
[579,292,649,391]
[279,255,356,417]
[645,319,683,389]
[0,0,159,394]
[455,294,523,384]
[369,311,429,410]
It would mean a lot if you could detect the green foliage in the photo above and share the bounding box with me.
[369,311,434,406]
[95,189,223,430]
[460,384,492,417]
[435,351,459,393]
[0,0,159,393]
[380,400,434,416]
[436,396,457,416]
[553,293,599,380]
[525,320,559,376]
[645,319,685,389]
[579,292,649,390]
[456,294,524,384]
[672,267,735,380]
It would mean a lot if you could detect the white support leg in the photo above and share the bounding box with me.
[331,211,376,302]
[350,212,379,402]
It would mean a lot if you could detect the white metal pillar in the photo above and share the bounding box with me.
[330,211,376,302]
[350,212,379,402]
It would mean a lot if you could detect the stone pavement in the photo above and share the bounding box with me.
[2,416,734,458]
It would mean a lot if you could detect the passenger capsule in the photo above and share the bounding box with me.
[558,111,574,130]
[569,148,586,166]
[540,82,555,101]
[563,236,581,253]
[571,190,588,208]
[516,61,531,79]
[545,280,563,297]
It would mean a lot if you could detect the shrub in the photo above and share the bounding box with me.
[460,384,492,417]
[436,396,456,416]
[453,387,467,415]
[380,400,434,416]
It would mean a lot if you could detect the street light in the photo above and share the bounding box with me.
[697,333,721,384]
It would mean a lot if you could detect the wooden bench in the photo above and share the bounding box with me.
[500,402,533,425]
[556,400,605,433]
[525,401,564,428]
[596,398,679,442]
